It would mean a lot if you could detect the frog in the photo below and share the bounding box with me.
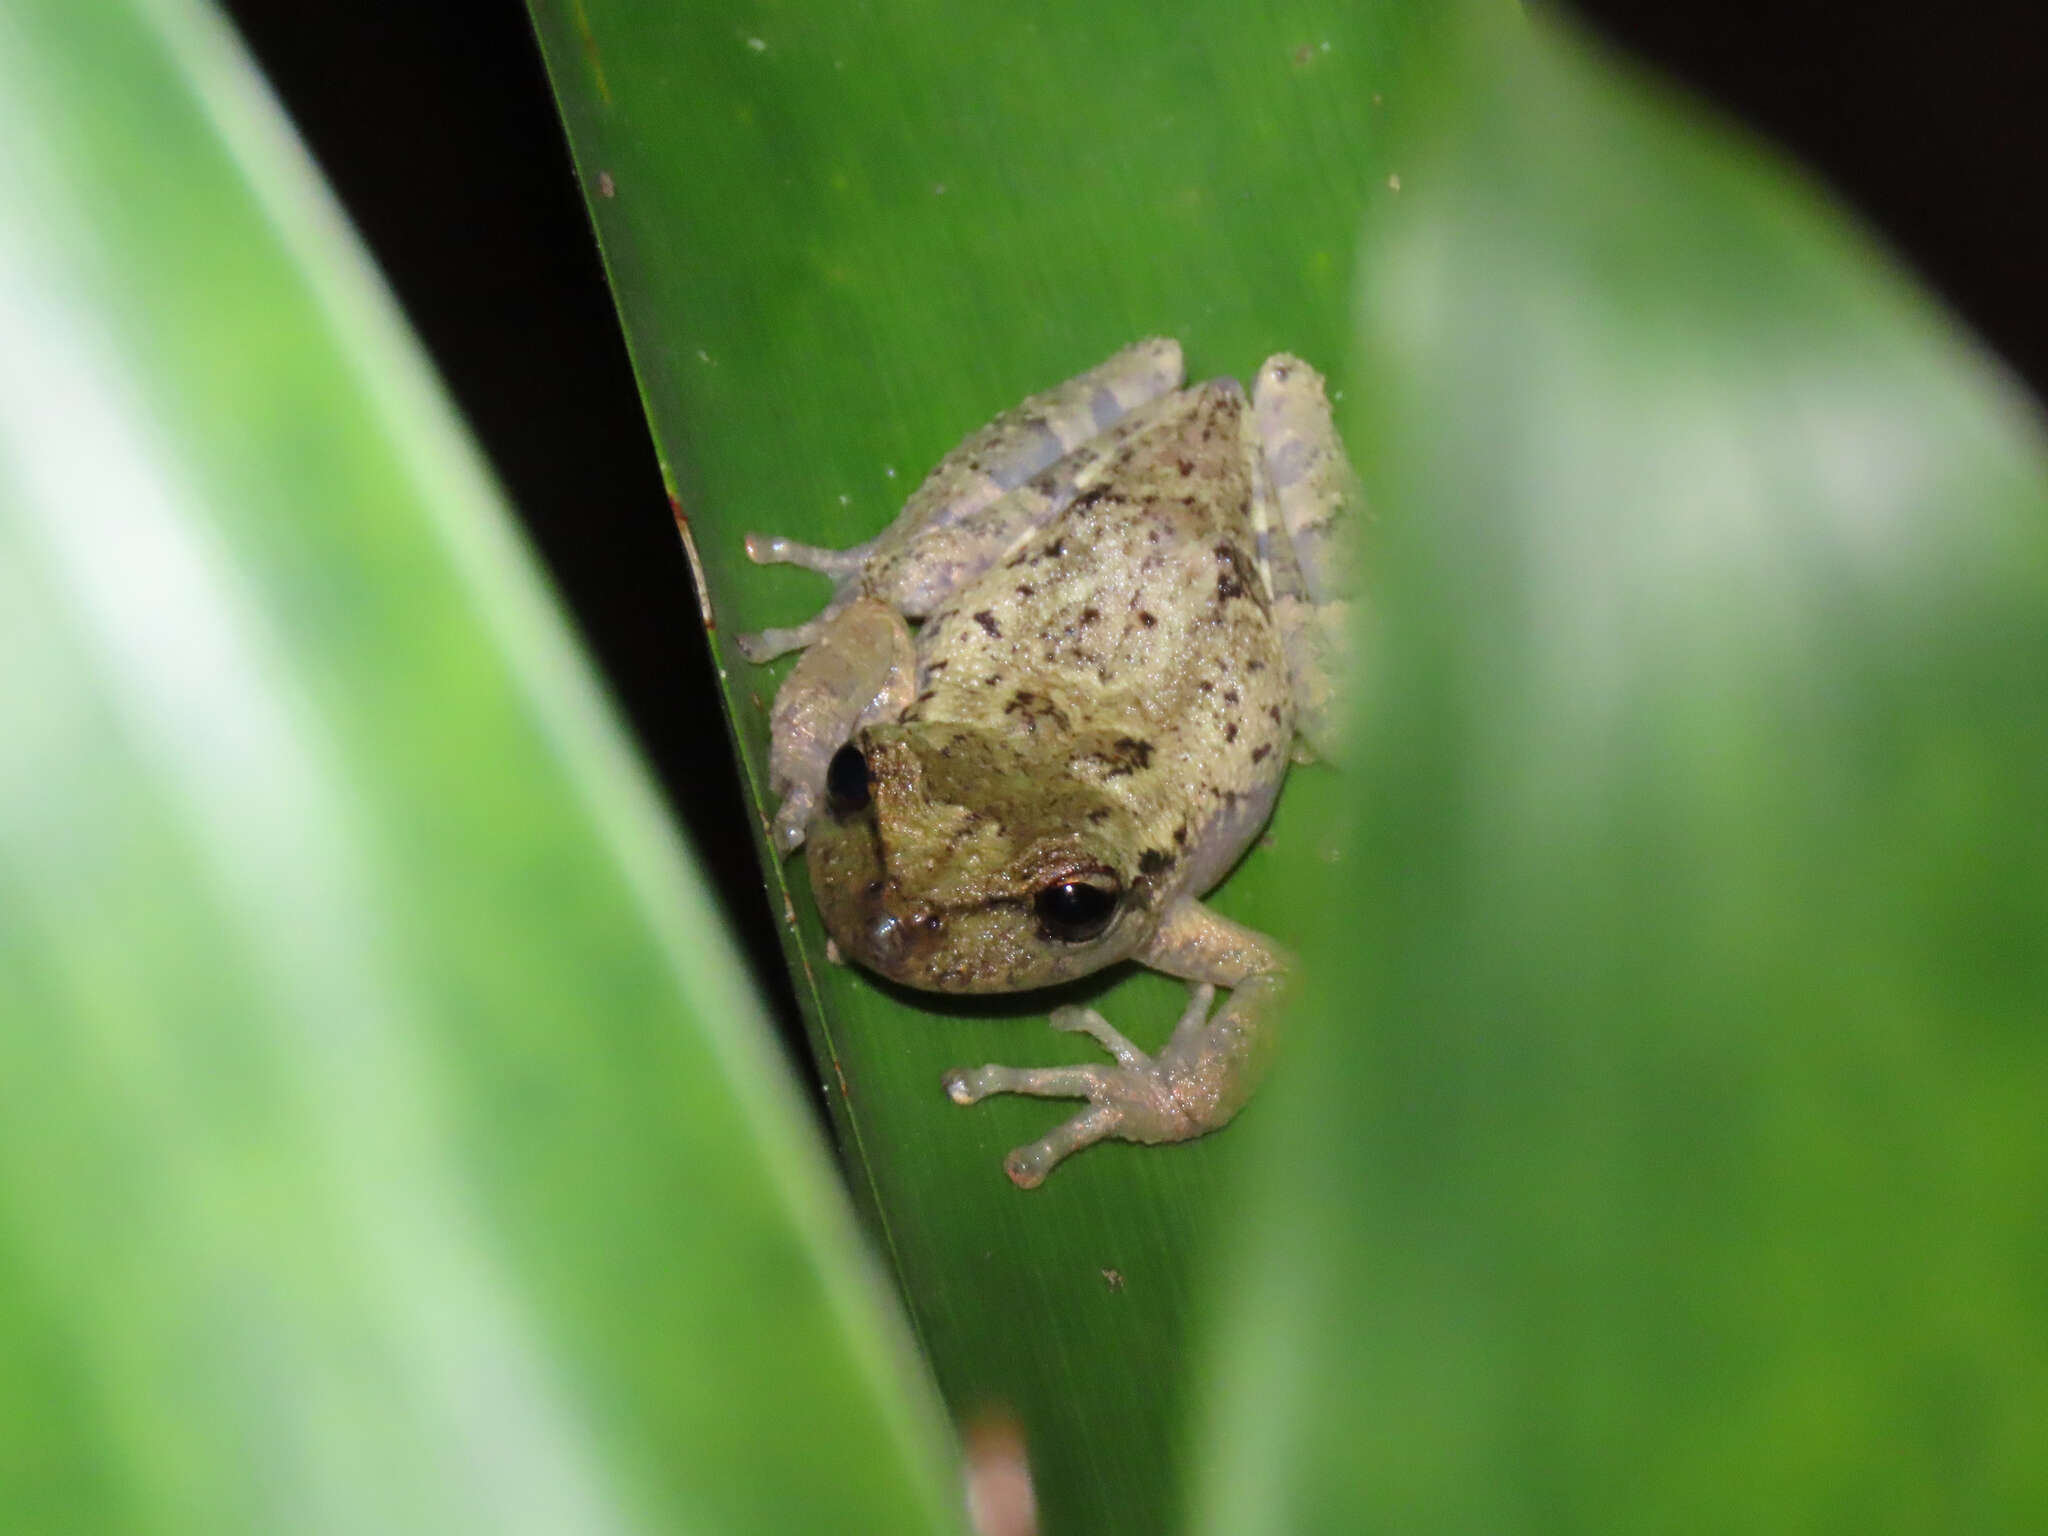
[736,338,1358,1187]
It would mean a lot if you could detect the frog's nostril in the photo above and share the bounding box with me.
[863,901,942,975]
[866,911,911,968]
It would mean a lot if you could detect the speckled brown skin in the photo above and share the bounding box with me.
[741,342,1357,1186]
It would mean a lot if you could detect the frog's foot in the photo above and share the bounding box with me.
[736,532,878,663]
[943,984,1238,1188]
[736,604,842,666]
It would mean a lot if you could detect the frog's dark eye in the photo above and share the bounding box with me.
[1034,875,1121,943]
[825,743,870,816]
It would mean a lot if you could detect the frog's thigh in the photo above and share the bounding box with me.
[863,383,1198,617]
[874,337,1185,558]
[1250,354,1363,758]
[765,596,914,852]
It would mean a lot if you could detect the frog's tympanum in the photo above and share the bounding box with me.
[739,340,1358,1187]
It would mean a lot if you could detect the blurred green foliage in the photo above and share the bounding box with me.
[0,0,956,1530]
[1201,11,2048,1533]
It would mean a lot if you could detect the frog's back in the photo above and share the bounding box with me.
[906,381,1295,862]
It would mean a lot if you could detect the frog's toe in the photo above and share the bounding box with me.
[1003,1105,1123,1189]
[943,1061,1110,1106]
[743,531,870,578]
[1048,1004,1147,1065]
[734,610,834,664]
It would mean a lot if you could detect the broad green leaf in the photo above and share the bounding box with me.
[1200,10,2048,1532]
[526,2,1447,1529]
[0,1,958,1530]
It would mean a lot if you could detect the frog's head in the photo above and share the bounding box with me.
[804,720,1169,994]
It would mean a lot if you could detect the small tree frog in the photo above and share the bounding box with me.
[739,339,1358,1187]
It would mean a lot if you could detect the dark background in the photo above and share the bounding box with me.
[218,0,2047,1051]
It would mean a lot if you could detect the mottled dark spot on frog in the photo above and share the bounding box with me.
[1080,607,1099,625]
[1003,689,1070,733]
[1015,584,1034,599]
[1224,722,1238,742]
[1138,848,1173,876]
[1251,744,1271,763]
[1223,688,1239,705]
[1087,806,1113,824]
[1083,736,1154,779]
[974,609,1002,637]
[1214,542,1254,603]
[1138,610,1157,628]
[1175,457,1195,477]
[1172,823,1188,846]
[1267,704,1282,723]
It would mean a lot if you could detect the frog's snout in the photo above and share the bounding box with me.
[862,904,915,973]
[841,877,945,982]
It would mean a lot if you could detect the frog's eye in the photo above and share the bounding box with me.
[1033,874,1121,943]
[825,743,870,816]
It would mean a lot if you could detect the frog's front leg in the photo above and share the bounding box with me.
[941,903,1287,1188]
[764,596,914,852]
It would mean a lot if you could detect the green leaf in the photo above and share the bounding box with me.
[0,1,957,1530]
[1199,10,2048,1532]
[526,3,1452,1529]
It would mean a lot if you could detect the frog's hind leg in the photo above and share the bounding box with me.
[876,336,1185,551]
[737,339,1184,662]
[1248,353,1363,760]
[860,381,1201,617]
